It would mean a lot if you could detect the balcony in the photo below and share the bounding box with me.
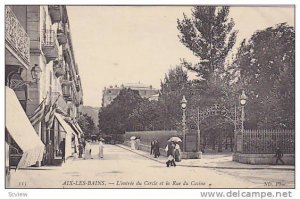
[62,84,73,101]
[42,30,59,63]
[61,78,72,86]
[63,43,71,63]
[5,6,30,68]
[57,22,67,45]
[48,5,62,24]
[53,59,65,78]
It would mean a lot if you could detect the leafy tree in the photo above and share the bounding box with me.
[232,23,295,129]
[98,88,143,135]
[78,113,96,138]
[128,100,164,131]
[177,6,237,81]
[159,66,190,130]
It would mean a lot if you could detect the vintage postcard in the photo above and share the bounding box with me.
[4,4,295,192]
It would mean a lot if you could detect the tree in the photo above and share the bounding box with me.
[78,113,96,138]
[232,23,295,129]
[98,88,143,135]
[128,100,164,131]
[177,6,237,81]
[177,6,239,149]
[159,66,190,130]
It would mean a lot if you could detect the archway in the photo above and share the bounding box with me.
[187,104,239,153]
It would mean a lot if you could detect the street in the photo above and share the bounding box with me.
[7,143,294,189]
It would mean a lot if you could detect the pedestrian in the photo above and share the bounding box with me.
[165,141,176,167]
[274,147,285,165]
[136,136,140,150]
[82,138,86,152]
[46,140,54,165]
[153,140,160,158]
[174,142,181,162]
[131,138,136,150]
[78,142,83,158]
[84,141,91,160]
[59,138,66,163]
[150,139,155,155]
[99,139,104,159]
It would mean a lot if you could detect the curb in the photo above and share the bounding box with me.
[116,144,295,171]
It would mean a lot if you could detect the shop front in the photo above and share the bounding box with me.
[54,113,79,159]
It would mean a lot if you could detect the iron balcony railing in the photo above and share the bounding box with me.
[42,29,58,62]
[42,29,57,46]
[5,6,30,68]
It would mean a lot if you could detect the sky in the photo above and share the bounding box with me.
[67,6,294,107]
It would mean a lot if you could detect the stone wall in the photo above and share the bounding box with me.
[233,153,295,165]
[123,141,167,156]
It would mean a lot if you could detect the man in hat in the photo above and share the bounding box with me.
[274,147,285,165]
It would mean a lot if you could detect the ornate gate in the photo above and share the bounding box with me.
[186,104,241,151]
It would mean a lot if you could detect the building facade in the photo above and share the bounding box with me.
[5,5,84,173]
[101,83,159,107]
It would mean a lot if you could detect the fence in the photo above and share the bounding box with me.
[242,129,294,154]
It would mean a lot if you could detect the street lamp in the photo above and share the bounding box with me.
[181,95,187,152]
[8,64,42,90]
[239,90,247,134]
[30,64,42,83]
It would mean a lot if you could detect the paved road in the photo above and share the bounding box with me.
[8,144,293,188]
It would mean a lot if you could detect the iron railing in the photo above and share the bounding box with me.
[242,129,294,154]
[5,6,30,67]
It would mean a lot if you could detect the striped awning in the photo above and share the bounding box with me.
[6,87,44,168]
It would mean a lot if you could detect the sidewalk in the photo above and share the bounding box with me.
[116,144,295,171]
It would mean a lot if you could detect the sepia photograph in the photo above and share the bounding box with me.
[4,4,295,191]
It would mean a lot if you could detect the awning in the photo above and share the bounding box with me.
[66,121,82,138]
[55,113,78,157]
[74,122,84,135]
[6,87,44,168]
[54,113,74,135]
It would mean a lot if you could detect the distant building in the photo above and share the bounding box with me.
[102,82,159,107]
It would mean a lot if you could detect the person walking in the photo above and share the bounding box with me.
[46,140,54,165]
[59,138,66,163]
[99,139,104,159]
[153,140,160,158]
[84,141,91,160]
[136,136,140,150]
[131,139,136,150]
[165,141,176,167]
[150,139,155,155]
[78,142,83,158]
[174,142,181,162]
[274,147,285,165]
[82,138,86,152]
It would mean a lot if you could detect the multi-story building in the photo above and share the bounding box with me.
[5,5,84,172]
[101,82,159,107]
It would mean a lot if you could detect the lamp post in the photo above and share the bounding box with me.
[30,64,42,83]
[239,90,247,134]
[8,64,42,90]
[181,95,187,152]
